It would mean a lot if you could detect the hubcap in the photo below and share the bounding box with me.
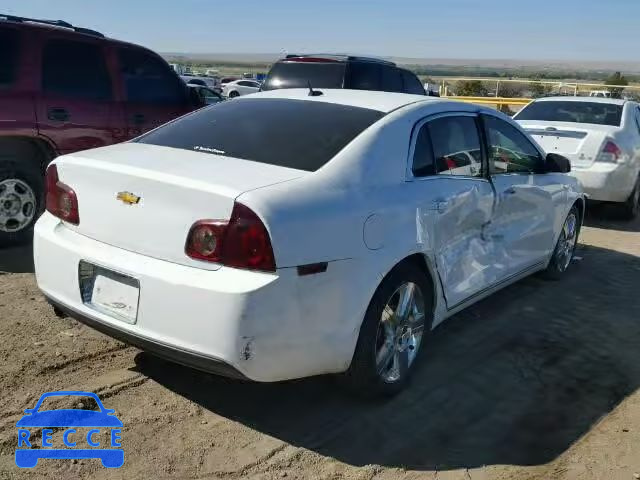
[375,282,426,383]
[555,213,578,272]
[0,179,37,233]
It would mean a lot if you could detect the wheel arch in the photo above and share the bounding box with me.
[0,136,56,172]
[573,196,585,225]
[376,252,439,321]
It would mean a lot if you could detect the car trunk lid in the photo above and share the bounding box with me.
[519,121,618,168]
[54,143,304,270]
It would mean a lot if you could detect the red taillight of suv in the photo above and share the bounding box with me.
[185,203,276,272]
[45,164,80,225]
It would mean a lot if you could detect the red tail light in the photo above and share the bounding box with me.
[598,140,622,163]
[45,164,79,225]
[185,203,276,272]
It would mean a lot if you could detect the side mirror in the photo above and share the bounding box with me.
[545,153,571,173]
[187,87,205,108]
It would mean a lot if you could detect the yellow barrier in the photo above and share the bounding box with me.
[442,96,532,107]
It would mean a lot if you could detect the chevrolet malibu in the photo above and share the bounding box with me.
[34,89,584,396]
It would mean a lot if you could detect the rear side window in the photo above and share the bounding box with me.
[118,48,186,104]
[346,62,382,91]
[262,62,346,91]
[401,70,426,95]
[0,27,20,88]
[42,40,111,100]
[136,98,384,172]
[411,124,435,177]
[429,116,483,177]
[381,66,403,93]
[516,101,623,126]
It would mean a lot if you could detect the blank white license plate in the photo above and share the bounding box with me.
[80,263,140,324]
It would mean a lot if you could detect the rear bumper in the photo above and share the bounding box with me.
[572,163,637,202]
[34,213,360,382]
[46,296,247,380]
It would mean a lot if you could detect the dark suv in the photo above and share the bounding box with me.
[0,14,203,244]
[262,54,426,95]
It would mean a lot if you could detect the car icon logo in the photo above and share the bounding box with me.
[15,391,123,468]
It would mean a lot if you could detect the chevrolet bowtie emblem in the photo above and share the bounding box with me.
[116,192,141,205]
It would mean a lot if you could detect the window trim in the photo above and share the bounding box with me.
[406,111,489,182]
[480,112,546,176]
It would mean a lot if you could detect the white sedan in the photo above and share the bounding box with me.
[34,90,584,396]
[515,97,640,218]
[222,79,260,98]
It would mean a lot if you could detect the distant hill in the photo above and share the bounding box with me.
[161,52,640,74]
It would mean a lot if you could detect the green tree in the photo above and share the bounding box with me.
[605,71,628,99]
[456,80,488,96]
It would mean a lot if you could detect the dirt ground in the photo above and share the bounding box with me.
[1,206,639,480]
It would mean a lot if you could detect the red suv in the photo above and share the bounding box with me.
[0,15,202,245]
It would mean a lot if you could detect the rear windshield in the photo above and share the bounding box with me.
[516,101,623,126]
[136,98,384,171]
[262,62,346,91]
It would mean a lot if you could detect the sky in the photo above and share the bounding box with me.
[3,0,640,61]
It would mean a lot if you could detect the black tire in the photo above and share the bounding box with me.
[343,262,434,398]
[228,91,240,98]
[0,153,45,247]
[620,177,640,220]
[543,205,580,280]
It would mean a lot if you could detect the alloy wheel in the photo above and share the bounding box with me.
[375,282,426,383]
[0,179,37,233]
[555,212,578,272]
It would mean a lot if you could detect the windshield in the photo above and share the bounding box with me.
[262,62,346,91]
[516,101,623,126]
[136,98,384,171]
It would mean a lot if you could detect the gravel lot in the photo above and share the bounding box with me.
[1,206,639,480]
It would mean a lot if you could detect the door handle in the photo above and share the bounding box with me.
[47,108,70,122]
[431,200,450,214]
[131,113,145,125]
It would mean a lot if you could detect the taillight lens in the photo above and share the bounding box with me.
[598,140,622,163]
[45,164,79,225]
[185,203,276,272]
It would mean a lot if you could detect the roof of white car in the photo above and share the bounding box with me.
[532,96,627,106]
[247,88,442,113]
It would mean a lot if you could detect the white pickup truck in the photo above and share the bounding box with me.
[515,97,640,218]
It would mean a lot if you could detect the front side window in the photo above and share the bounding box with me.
[118,48,185,104]
[0,27,20,88]
[136,98,384,172]
[428,116,483,177]
[483,115,543,174]
[42,39,111,100]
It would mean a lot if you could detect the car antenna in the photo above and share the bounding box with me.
[307,80,323,97]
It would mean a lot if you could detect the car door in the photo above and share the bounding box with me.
[35,35,123,154]
[116,47,191,139]
[409,113,502,309]
[482,114,558,276]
